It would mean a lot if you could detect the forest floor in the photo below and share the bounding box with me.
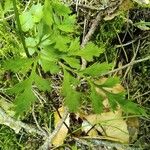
[0,0,150,150]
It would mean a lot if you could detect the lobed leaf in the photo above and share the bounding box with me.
[54,35,70,52]
[57,16,76,33]
[81,62,113,77]
[19,11,34,32]
[74,42,105,61]
[3,58,34,73]
[34,74,51,91]
[62,70,80,112]
[68,38,80,52]
[90,85,103,113]
[40,58,60,74]
[30,3,43,23]
[117,98,147,116]
[107,93,119,111]
[52,2,71,16]
[63,56,80,69]
[14,89,36,117]
[43,0,53,26]
[101,77,120,87]
[6,79,32,95]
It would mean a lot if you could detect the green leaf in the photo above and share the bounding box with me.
[14,89,36,116]
[52,2,71,16]
[40,51,60,73]
[53,14,61,25]
[54,36,70,52]
[25,37,38,55]
[62,70,70,96]
[57,24,74,33]
[41,60,60,74]
[34,74,51,91]
[3,58,34,73]
[90,85,103,113]
[63,56,80,69]
[81,63,113,77]
[41,59,60,74]
[25,37,38,47]
[101,77,120,87]
[65,89,80,112]
[107,93,118,111]
[62,70,80,112]
[4,0,13,13]
[19,11,34,32]
[41,45,61,60]
[68,38,80,52]
[30,3,43,23]
[6,79,32,95]
[57,15,76,33]
[74,42,104,61]
[43,0,53,26]
[106,93,146,116]
[117,98,146,116]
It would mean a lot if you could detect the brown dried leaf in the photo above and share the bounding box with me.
[82,109,130,144]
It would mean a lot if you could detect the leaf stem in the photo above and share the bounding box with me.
[12,0,30,57]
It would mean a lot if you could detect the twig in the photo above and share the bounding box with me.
[123,40,141,78]
[32,88,46,104]
[38,108,69,150]
[133,91,150,99]
[101,56,150,76]
[115,39,137,48]
[32,105,48,136]
[114,26,129,62]
[23,0,31,12]
[0,14,14,21]
[0,107,47,136]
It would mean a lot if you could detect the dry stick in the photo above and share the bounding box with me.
[123,40,141,78]
[80,0,123,70]
[101,56,150,76]
[80,11,104,70]
[80,137,141,150]
[0,107,47,136]
[133,91,150,99]
[38,108,69,150]
[32,105,48,136]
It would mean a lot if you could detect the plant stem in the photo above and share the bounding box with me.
[12,0,30,57]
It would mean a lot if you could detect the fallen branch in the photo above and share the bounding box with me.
[0,107,47,136]
[80,137,141,150]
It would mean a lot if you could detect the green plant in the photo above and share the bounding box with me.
[0,125,21,150]
[1,0,146,118]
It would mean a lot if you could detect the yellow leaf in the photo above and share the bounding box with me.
[82,119,98,137]
[83,109,129,144]
[52,107,70,146]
